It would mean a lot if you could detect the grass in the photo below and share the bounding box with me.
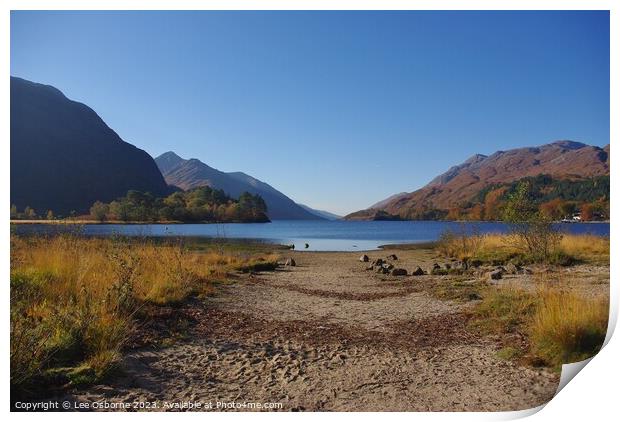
[470,283,608,370]
[558,234,610,265]
[430,278,484,302]
[10,234,279,397]
[437,232,609,266]
[471,285,539,334]
[529,289,608,368]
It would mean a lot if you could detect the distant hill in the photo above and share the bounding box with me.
[296,204,342,220]
[155,152,323,220]
[345,140,610,220]
[10,77,170,215]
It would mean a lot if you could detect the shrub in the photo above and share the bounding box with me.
[503,181,562,263]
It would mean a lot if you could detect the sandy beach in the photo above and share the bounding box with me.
[48,245,608,412]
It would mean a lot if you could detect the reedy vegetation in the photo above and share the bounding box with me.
[10,235,279,395]
[436,230,609,370]
[472,280,608,370]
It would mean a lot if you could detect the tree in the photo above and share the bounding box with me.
[484,187,506,220]
[23,206,36,219]
[446,207,461,221]
[109,201,129,222]
[90,201,110,222]
[468,204,484,221]
[580,203,594,221]
[503,181,561,262]
[539,198,564,220]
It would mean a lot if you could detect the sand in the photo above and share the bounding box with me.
[57,248,608,412]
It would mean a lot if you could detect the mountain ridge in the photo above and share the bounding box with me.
[10,76,170,215]
[155,152,323,220]
[346,140,609,220]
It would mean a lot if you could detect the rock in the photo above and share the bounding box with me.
[505,262,520,274]
[391,268,407,276]
[411,266,425,276]
[443,263,451,270]
[469,259,483,268]
[430,263,447,275]
[387,254,398,260]
[359,254,369,262]
[520,267,534,275]
[371,258,384,267]
[488,269,503,280]
[382,263,394,271]
[452,260,467,270]
[285,258,296,267]
[365,264,374,271]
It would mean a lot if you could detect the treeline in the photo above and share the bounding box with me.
[403,175,610,222]
[10,187,270,223]
[10,205,56,220]
[89,187,269,223]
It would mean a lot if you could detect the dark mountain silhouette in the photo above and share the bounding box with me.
[346,140,610,220]
[155,152,323,220]
[10,77,170,215]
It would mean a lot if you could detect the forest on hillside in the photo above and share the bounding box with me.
[381,174,610,222]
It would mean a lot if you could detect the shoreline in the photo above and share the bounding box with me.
[9,219,271,225]
[10,219,611,225]
[11,235,609,411]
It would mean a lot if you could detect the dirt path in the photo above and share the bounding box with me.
[65,249,560,411]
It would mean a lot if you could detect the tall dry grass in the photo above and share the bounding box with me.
[530,289,609,367]
[559,234,610,264]
[10,234,279,395]
[437,232,609,265]
[472,282,609,370]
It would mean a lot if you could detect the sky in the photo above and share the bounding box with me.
[10,11,610,215]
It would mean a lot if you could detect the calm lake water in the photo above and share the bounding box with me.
[13,220,610,251]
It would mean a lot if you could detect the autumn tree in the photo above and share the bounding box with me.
[580,203,594,222]
[468,204,484,221]
[484,187,506,220]
[539,198,564,220]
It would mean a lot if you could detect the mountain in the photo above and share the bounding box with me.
[296,204,342,220]
[10,77,170,215]
[346,140,610,220]
[369,192,409,210]
[155,152,323,220]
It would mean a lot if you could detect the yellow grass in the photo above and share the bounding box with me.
[530,288,609,367]
[438,232,609,265]
[471,283,609,370]
[10,235,279,392]
[559,234,610,264]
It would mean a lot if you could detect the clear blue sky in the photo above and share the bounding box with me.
[11,11,609,215]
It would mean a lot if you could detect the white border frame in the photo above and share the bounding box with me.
[1,2,616,421]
